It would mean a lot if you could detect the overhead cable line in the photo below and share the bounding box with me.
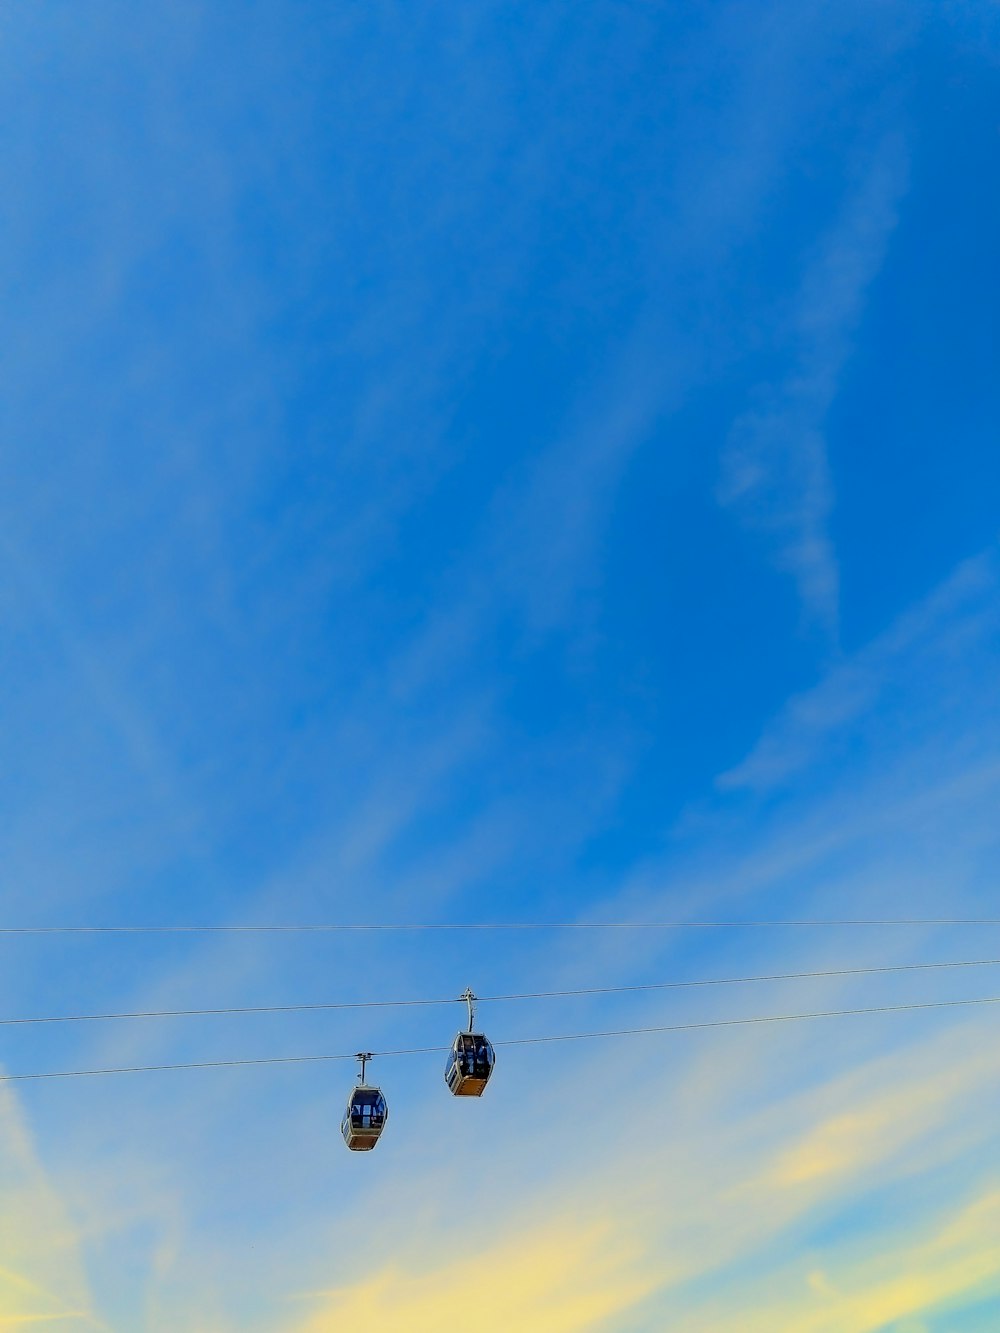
[3,956,1000,1028]
[1,918,1000,935]
[2,992,998,1083]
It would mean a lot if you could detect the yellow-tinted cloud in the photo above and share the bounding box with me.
[684,1188,1000,1333]
[291,1215,658,1333]
[0,1088,102,1329]
[750,1044,994,1194]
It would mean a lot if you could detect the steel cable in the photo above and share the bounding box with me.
[2,992,998,1082]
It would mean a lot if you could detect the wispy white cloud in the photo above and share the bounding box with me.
[720,135,910,641]
[719,543,999,794]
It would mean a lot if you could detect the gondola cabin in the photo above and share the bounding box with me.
[444,1030,496,1097]
[341,1054,388,1151]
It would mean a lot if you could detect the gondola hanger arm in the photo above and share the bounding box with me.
[460,987,477,1031]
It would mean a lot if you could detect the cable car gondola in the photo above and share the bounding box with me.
[341,1052,388,1151]
[444,988,496,1097]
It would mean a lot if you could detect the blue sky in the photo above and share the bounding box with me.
[0,2,999,1329]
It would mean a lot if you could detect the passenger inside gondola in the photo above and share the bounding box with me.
[351,1092,386,1130]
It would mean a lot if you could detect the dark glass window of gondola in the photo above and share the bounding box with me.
[351,1093,385,1128]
